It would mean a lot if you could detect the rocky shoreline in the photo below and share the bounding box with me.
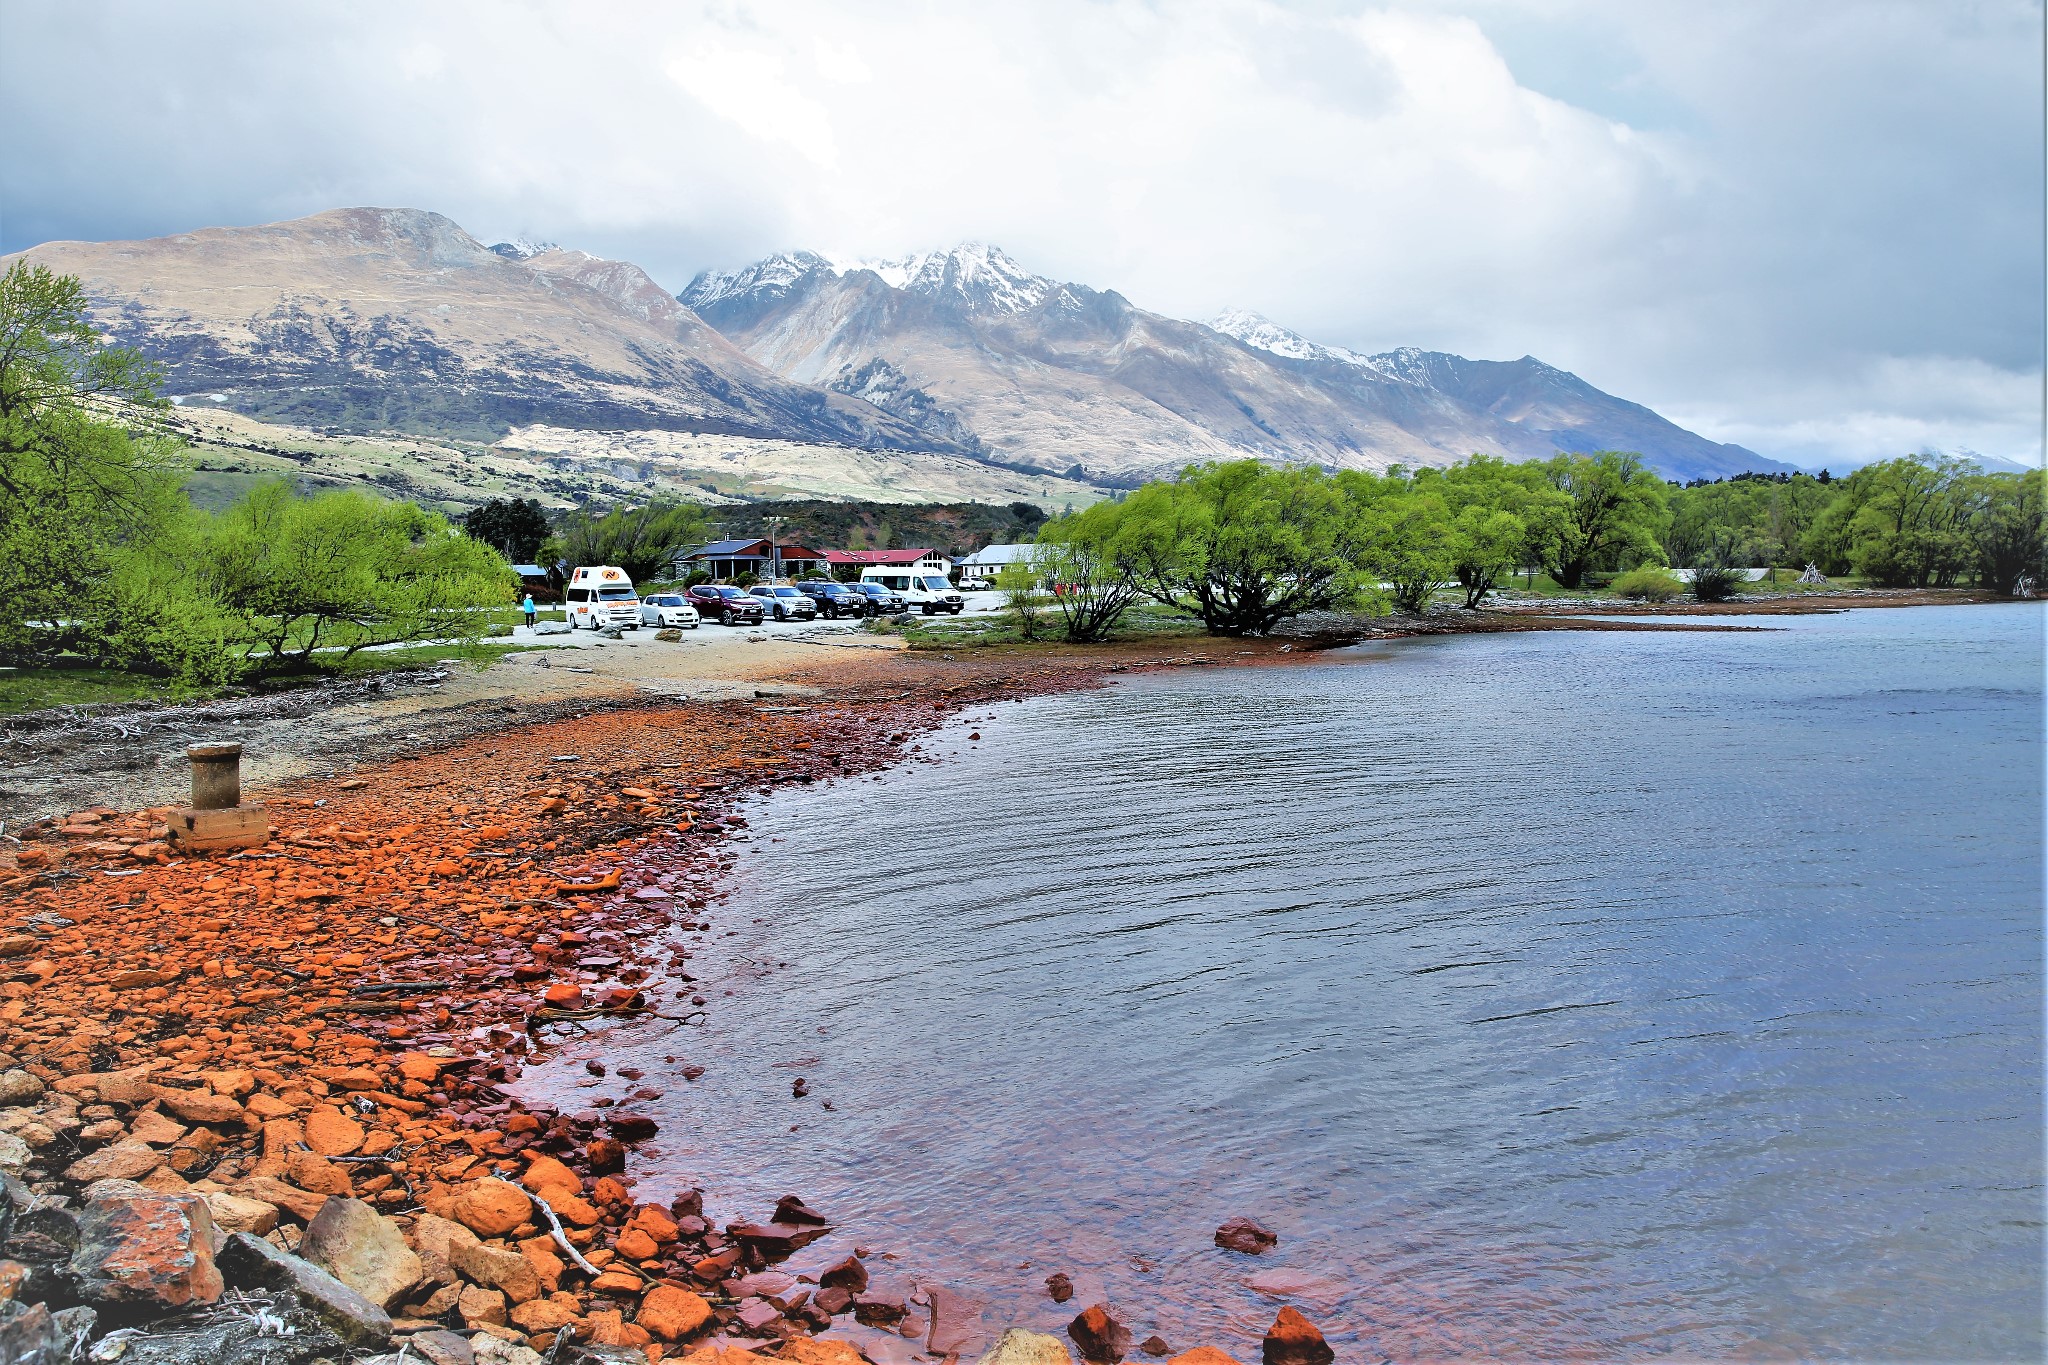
[0,590,2006,1364]
[0,643,1343,1365]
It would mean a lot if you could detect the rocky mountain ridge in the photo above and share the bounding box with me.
[3,209,958,452]
[682,245,1785,482]
[4,211,1786,495]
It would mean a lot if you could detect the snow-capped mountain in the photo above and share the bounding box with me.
[6,210,962,452]
[682,247,1785,481]
[684,243,1059,318]
[1210,308,1365,365]
[486,237,557,261]
[11,208,1783,489]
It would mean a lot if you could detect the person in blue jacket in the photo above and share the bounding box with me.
[522,593,537,627]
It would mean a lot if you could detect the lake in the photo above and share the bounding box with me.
[580,603,2044,1361]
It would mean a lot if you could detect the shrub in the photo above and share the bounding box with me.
[1611,565,1684,602]
[1686,533,1750,602]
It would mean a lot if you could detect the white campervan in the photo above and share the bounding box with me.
[564,565,641,630]
[859,568,965,616]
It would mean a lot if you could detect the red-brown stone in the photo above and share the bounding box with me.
[1261,1307,1334,1365]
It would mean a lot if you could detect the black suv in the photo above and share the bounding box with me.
[797,581,874,618]
[846,581,908,615]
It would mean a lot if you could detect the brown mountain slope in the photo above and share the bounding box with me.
[682,246,1785,482]
[3,208,955,451]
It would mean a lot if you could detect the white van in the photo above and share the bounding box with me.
[564,565,641,630]
[859,568,965,615]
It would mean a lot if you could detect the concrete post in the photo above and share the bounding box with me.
[187,743,243,810]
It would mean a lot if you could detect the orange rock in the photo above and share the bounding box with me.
[523,1153,581,1194]
[628,1205,680,1244]
[1169,1351,1245,1365]
[304,1106,366,1156]
[451,1179,531,1238]
[244,1092,296,1120]
[397,1052,444,1083]
[543,983,585,1009]
[232,1176,329,1223]
[636,1283,712,1341]
[282,1150,352,1197]
[544,1190,602,1227]
[781,1341,866,1365]
[1261,1308,1333,1365]
[156,1087,246,1127]
[590,1269,643,1294]
[614,1226,660,1261]
[511,1296,580,1333]
[675,1347,770,1365]
[517,1234,566,1293]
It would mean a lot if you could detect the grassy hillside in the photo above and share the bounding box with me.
[163,405,1103,515]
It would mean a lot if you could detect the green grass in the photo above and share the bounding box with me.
[0,666,205,717]
[0,640,544,718]
[896,601,1207,649]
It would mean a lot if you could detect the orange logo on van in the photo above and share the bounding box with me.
[603,570,621,580]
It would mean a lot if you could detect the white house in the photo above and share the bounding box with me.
[958,543,1044,580]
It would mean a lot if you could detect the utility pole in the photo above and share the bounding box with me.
[763,515,787,582]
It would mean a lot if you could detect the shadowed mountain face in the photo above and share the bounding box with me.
[2,208,959,450]
[683,247,1786,482]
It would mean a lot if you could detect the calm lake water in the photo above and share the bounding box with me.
[581,604,2044,1362]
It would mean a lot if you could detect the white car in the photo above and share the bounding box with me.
[639,593,701,629]
[957,576,993,591]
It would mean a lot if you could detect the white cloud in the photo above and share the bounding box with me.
[664,42,840,165]
[1663,355,2046,472]
[0,0,2038,468]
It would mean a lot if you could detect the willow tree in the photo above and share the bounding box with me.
[1529,451,1672,588]
[1122,461,1377,636]
[0,262,187,662]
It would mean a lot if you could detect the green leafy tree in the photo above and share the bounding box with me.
[1035,502,1144,642]
[0,262,188,662]
[1958,469,2045,595]
[461,497,552,562]
[1378,490,1458,613]
[1123,461,1378,636]
[90,504,241,684]
[545,502,707,583]
[1529,451,1672,588]
[995,558,1046,641]
[1812,455,1973,587]
[1410,455,1567,605]
[201,482,513,669]
[1447,505,1530,608]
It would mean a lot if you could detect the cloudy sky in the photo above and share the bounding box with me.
[3,0,2040,469]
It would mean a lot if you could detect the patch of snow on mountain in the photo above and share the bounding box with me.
[680,251,834,309]
[1210,309,1375,367]
[488,238,558,261]
[825,244,1055,313]
[1211,308,1333,361]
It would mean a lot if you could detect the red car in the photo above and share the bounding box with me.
[686,584,766,625]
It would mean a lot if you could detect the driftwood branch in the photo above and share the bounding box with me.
[490,1176,600,1277]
